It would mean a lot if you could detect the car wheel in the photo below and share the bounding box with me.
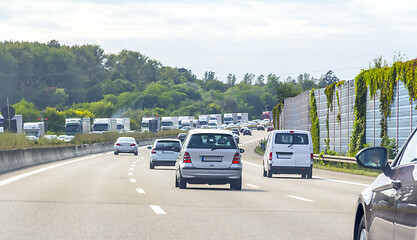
[356,215,367,240]
[267,168,272,178]
[307,168,313,179]
[114,151,118,155]
[231,178,242,190]
[179,174,187,189]
[150,162,155,169]
[175,172,179,188]
[301,173,306,178]
[134,152,138,156]
[263,164,267,177]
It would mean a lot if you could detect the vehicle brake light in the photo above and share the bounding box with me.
[151,149,156,154]
[289,131,294,133]
[130,143,136,146]
[269,152,272,161]
[116,143,121,146]
[183,152,191,163]
[311,153,314,160]
[232,153,240,164]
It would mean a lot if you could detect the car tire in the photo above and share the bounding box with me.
[307,168,313,179]
[114,151,118,155]
[175,173,179,188]
[150,162,155,169]
[267,168,272,178]
[263,164,267,177]
[301,173,306,178]
[356,215,367,240]
[134,152,138,156]
[179,174,187,189]
[231,178,242,190]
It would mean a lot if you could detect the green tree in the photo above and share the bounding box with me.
[12,99,40,122]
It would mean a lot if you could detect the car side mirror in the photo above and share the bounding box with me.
[240,148,245,153]
[356,147,391,175]
[172,146,181,152]
[147,146,152,149]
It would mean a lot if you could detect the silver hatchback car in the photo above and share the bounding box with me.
[175,129,244,190]
[148,139,181,169]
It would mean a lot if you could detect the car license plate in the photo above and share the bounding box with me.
[162,150,173,154]
[201,156,222,162]
[277,154,291,159]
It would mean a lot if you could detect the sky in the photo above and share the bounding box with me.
[1,0,417,82]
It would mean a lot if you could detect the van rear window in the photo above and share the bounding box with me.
[275,133,309,145]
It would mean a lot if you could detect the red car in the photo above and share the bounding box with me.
[267,126,274,132]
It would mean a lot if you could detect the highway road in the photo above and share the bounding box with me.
[0,130,375,240]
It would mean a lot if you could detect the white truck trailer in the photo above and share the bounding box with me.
[92,118,117,133]
[209,114,222,125]
[237,113,249,123]
[161,117,179,130]
[223,113,238,125]
[141,117,161,132]
[115,118,130,132]
[65,118,90,135]
[0,115,23,133]
[24,122,46,139]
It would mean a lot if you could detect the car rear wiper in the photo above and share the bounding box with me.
[211,146,222,151]
[288,142,294,148]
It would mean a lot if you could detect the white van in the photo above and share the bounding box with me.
[263,130,313,178]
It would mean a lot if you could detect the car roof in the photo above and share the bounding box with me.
[188,129,233,135]
[272,130,310,134]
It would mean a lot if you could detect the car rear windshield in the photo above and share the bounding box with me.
[155,141,181,150]
[117,137,135,143]
[275,133,309,145]
[187,134,237,149]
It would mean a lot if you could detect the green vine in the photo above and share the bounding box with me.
[324,82,337,152]
[349,59,417,157]
[309,89,320,153]
[272,103,283,130]
[348,72,367,157]
[335,80,345,125]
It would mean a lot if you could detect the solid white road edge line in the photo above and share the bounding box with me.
[245,184,260,188]
[150,205,166,215]
[0,153,107,187]
[287,195,313,202]
[130,178,137,183]
[242,161,370,187]
[136,188,145,194]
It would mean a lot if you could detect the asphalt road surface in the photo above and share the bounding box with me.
[0,130,375,239]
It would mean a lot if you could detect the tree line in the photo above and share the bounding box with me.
[0,40,338,133]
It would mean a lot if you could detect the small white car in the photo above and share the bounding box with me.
[148,139,182,169]
[263,130,313,178]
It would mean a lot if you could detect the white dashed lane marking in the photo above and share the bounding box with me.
[150,205,166,215]
[287,195,313,202]
[136,188,145,194]
[128,172,133,176]
[130,178,136,183]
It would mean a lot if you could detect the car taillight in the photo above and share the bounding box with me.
[232,153,240,164]
[183,152,191,163]
[151,149,156,154]
[269,152,272,161]
[116,143,121,146]
[130,143,136,146]
[311,153,314,160]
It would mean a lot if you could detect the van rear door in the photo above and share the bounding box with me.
[272,132,296,167]
[292,132,311,167]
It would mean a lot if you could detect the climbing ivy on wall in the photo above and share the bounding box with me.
[309,89,320,153]
[335,81,345,124]
[348,59,417,157]
[324,82,337,152]
[272,103,283,130]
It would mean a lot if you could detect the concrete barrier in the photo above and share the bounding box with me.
[0,137,168,175]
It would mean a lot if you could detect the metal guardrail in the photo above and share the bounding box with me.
[313,154,394,164]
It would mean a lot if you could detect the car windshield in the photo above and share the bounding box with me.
[93,124,109,131]
[155,140,180,150]
[275,133,308,145]
[117,137,135,143]
[187,133,237,149]
[66,124,80,132]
